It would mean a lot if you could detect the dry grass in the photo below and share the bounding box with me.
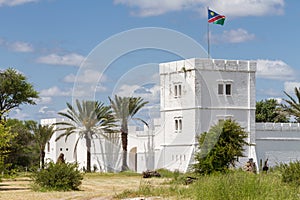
[0,173,164,200]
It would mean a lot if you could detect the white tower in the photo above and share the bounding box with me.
[155,58,257,172]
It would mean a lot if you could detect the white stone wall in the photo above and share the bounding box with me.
[157,58,257,172]
[256,123,300,168]
[41,118,77,165]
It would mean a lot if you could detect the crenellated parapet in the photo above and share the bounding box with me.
[159,58,256,74]
[256,123,300,131]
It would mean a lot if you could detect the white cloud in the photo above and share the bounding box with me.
[257,88,282,97]
[9,41,34,52]
[63,69,108,96]
[0,39,34,53]
[36,96,52,105]
[9,108,30,120]
[36,53,85,67]
[38,106,58,118]
[63,69,107,83]
[114,0,284,17]
[40,86,72,97]
[115,84,140,97]
[210,28,255,44]
[257,60,295,81]
[38,106,49,114]
[284,82,300,95]
[116,83,160,104]
[0,0,37,7]
[208,0,284,17]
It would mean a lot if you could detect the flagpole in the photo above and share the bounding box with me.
[207,7,210,59]
[207,19,210,59]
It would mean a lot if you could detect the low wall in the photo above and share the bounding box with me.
[256,123,300,168]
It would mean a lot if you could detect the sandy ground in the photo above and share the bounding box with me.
[0,174,164,200]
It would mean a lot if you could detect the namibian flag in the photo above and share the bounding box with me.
[208,9,225,26]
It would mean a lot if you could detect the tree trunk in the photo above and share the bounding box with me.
[41,150,45,169]
[86,136,91,172]
[121,130,129,171]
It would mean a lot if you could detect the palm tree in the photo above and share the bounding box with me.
[56,99,115,172]
[109,95,148,171]
[31,124,55,169]
[283,87,300,122]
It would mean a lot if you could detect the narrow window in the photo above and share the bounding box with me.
[179,119,182,131]
[175,119,178,131]
[178,85,182,97]
[174,84,182,98]
[218,84,224,95]
[225,84,231,95]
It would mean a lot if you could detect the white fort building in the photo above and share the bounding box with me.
[42,58,300,172]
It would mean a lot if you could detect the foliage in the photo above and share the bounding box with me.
[283,87,300,122]
[193,119,248,175]
[32,162,83,191]
[115,181,186,199]
[276,161,300,186]
[30,123,56,169]
[256,99,288,122]
[56,99,116,172]
[109,95,148,171]
[117,171,299,200]
[189,171,298,200]
[4,119,39,170]
[0,120,16,175]
[0,68,39,120]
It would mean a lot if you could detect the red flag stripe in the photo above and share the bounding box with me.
[208,15,225,23]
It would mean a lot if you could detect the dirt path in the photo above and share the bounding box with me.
[0,175,165,200]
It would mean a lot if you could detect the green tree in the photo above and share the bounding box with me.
[30,124,56,169]
[109,95,148,171]
[0,120,16,174]
[256,99,288,122]
[283,87,300,122]
[0,68,39,120]
[56,99,115,172]
[193,119,248,175]
[5,119,39,170]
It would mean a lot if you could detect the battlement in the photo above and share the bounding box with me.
[256,123,300,131]
[159,58,256,74]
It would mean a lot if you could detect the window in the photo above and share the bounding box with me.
[217,82,232,96]
[225,84,231,95]
[174,84,182,98]
[175,118,182,132]
[179,119,182,130]
[178,85,182,96]
[218,84,224,95]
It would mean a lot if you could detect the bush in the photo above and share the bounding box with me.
[193,119,248,175]
[276,161,300,186]
[32,162,83,191]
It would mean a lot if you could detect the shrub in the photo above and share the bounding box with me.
[277,161,300,186]
[193,119,248,175]
[32,162,83,191]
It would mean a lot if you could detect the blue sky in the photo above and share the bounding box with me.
[0,0,299,122]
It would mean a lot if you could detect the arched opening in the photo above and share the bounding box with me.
[129,147,137,171]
